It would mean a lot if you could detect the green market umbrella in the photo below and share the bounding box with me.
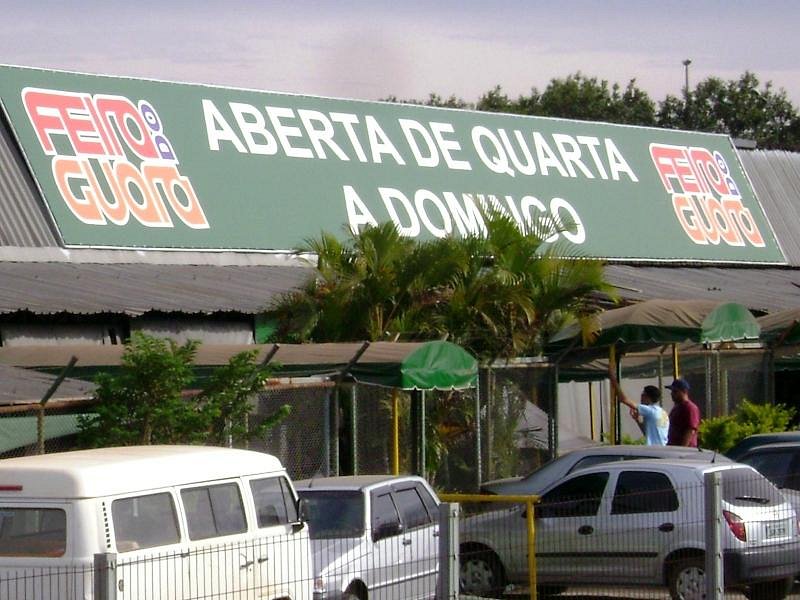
[549,299,761,351]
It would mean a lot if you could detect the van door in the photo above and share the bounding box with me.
[180,481,251,600]
[110,491,185,600]
[0,503,75,600]
[247,475,312,600]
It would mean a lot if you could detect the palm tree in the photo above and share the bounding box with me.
[268,213,612,358]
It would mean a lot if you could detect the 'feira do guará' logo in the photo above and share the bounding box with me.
[650,143,763,247]
[22,88,209,229]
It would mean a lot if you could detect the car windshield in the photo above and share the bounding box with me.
[298,490,364,539]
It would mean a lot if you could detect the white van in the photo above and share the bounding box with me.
[0,445,312,600]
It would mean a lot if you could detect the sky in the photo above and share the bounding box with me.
[2,0,800,106]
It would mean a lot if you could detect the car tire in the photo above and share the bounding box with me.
[537,584,567,597]
[745,578,793,600]
[668,556,706,600]
[459,549,505,598]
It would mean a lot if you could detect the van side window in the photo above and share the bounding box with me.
[112,493,180,552]
[0,508,66,557]
[181,483,247,540]
[250,477,299,527]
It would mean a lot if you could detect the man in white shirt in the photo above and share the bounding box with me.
[608,364,669,446]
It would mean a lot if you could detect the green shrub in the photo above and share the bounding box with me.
[698,400,795,453]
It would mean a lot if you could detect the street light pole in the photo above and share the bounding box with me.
[682,59,692,98]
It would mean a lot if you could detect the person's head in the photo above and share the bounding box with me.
[666,378,690,402]
[641,385,661,405]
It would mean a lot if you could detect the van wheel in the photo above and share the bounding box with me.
[668,557,706,600]
[745,578,793,600]
[459,550,505,597]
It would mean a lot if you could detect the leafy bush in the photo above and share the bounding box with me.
[79,332,289,447]
[698,400,795,453]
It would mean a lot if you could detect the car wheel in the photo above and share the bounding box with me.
[459,550,505,597]
[745,578,793,600]
[668,557,706,600]
[537,584,567,597]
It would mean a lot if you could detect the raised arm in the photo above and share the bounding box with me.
[607,361,637,411]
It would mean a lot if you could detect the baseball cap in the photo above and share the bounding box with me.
[666,378,690,392]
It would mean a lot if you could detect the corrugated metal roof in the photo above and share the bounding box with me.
[739,149,800,267]
[0,117,60,247]
[0,364,94,405]
[0,262,314,315]
[605,264,800,313]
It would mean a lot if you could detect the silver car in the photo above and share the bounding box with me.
[481,444,728,495]
[296,475,440,600]
[461,459,800,600]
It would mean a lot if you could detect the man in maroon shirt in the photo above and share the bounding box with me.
[666,378,701,447]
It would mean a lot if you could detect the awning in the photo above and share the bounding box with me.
[0,340,479,391]
[0,364,95,406]
[549,299,761,353]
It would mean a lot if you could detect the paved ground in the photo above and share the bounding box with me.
[494,582,800,599]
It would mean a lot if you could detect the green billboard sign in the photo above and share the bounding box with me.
[0,65,785,263]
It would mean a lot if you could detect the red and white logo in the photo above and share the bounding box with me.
[22,87,209,229]
[650,143,763,247]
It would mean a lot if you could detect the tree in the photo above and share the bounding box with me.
[657,72,800,150]
[78,332,288,447]
[268,213,611,360]
[536,74,656,125]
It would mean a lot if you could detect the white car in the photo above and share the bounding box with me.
[461,459,800,600]
[481,444,728,496]
[296,475,440,600]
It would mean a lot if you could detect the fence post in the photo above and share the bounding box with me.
[704,471,724,600]
[438,502,459,600]
[94,552,117,600]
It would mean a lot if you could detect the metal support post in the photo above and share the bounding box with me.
[350,384,358,475]
[94,552,117,600]
[475,371,483,489]
[437,503,459,600]
[704,471,724,600]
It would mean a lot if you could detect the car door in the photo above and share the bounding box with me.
[598,469,681,583]
[369,487,407,600]
[533,471,610,584]
[391,482,438,599]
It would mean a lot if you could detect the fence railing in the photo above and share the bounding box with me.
[2,471,799,599]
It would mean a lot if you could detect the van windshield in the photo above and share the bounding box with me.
[298,490,364,539]
[0,507,66,557]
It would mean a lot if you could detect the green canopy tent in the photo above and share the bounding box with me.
[547,299,761,443]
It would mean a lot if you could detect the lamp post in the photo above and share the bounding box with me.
[682,59,692,98]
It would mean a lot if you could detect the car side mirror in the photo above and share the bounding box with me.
[298,498,310,522]
[372,520,403,542]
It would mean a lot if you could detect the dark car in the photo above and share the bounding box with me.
[726,432,800,462]
[736,442,800,493]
